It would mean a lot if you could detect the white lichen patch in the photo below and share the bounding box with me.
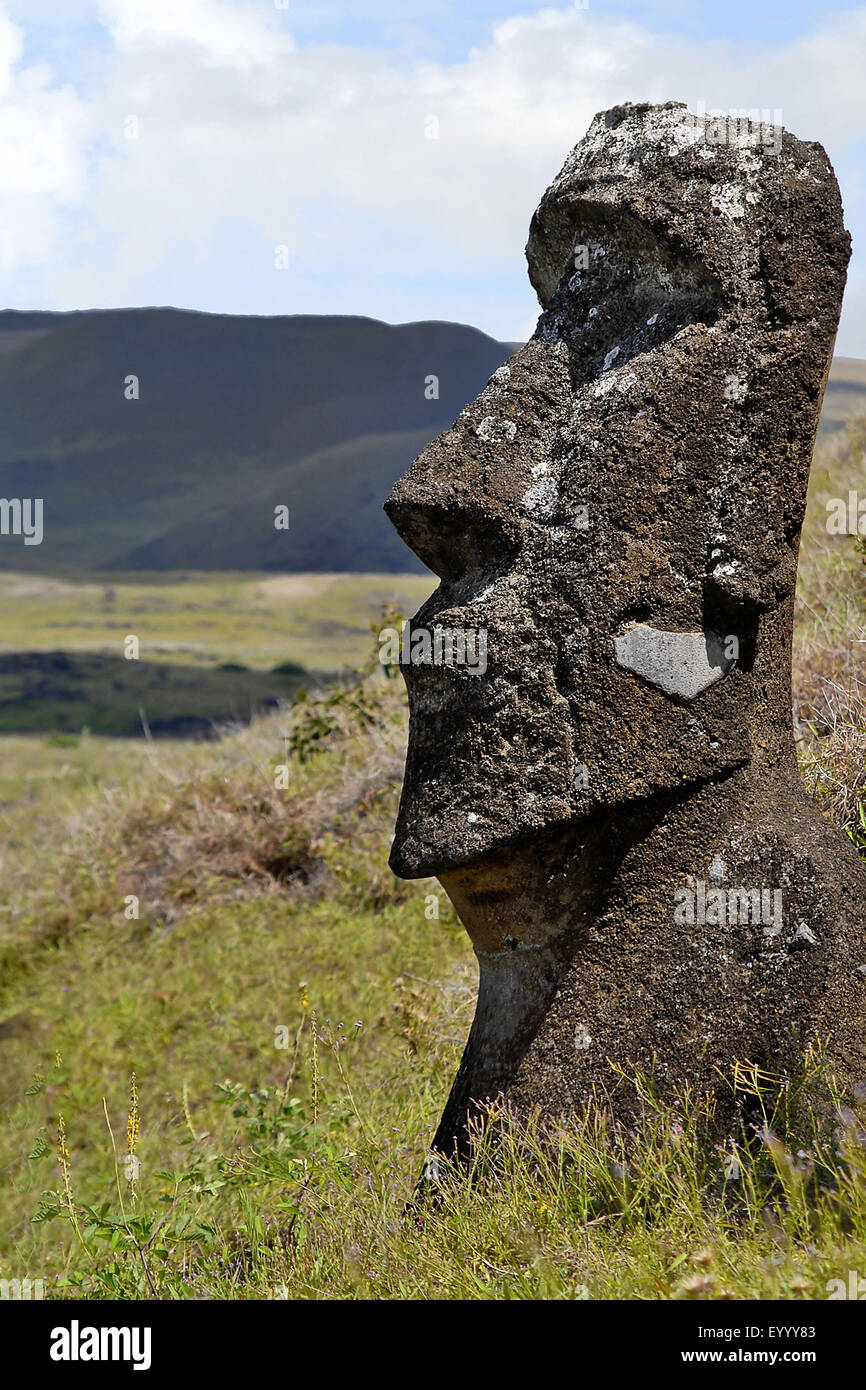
[593,376,617,399]
[522,475,559,516]
[491,365,511,386]
[538,316,566,343]
[724,373,748,402]
[710,183,747,219]
[614,624,736,700]
[574,1024,593,1052]
[476,416,517,443]
[568,104,698,188]
[591,362,637,399]
[466,579,495,605]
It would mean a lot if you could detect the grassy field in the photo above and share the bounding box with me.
[0,571,434,670]
[0,572,434,735]
[0,427,863,1300]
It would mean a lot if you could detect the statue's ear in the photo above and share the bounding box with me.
[702,338,836,619]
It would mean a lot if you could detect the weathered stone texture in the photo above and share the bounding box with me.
[385,103,865,1154]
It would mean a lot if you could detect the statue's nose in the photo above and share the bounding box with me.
[384,433,523,584]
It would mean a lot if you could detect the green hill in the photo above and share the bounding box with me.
[0,309,513,575]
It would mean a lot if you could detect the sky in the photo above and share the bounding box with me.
[2,0,866,353]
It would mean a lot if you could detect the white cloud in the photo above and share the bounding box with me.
[1,2,865,347]
[0,7,22,95]
[99,0,294,64]
[0,8,92,282]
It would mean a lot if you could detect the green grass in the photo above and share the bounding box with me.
[0,571,434,672]
[0,663,862,1299]
[0,571,434,736]
[0,424,864,1300]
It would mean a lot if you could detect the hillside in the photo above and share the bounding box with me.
[819,355,866,432]
[0,309,514,575]
[0,570,434,735]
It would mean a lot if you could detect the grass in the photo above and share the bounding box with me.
[794,415,866,854]
[0,571,434,736]
[0,572,434,673]
[0,424,864,1300]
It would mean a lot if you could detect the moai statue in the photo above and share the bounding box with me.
[385,103,866,1157]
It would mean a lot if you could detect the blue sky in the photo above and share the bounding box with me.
[11,2,864,67]
[1,0,865,353]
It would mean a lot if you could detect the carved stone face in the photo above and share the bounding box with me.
[385,103,848,880]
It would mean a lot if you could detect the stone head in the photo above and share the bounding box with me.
[385,102,850,879]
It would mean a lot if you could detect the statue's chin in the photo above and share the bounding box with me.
[388,809,520,881]
[387,840,434,881]
[388,829,482,881]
